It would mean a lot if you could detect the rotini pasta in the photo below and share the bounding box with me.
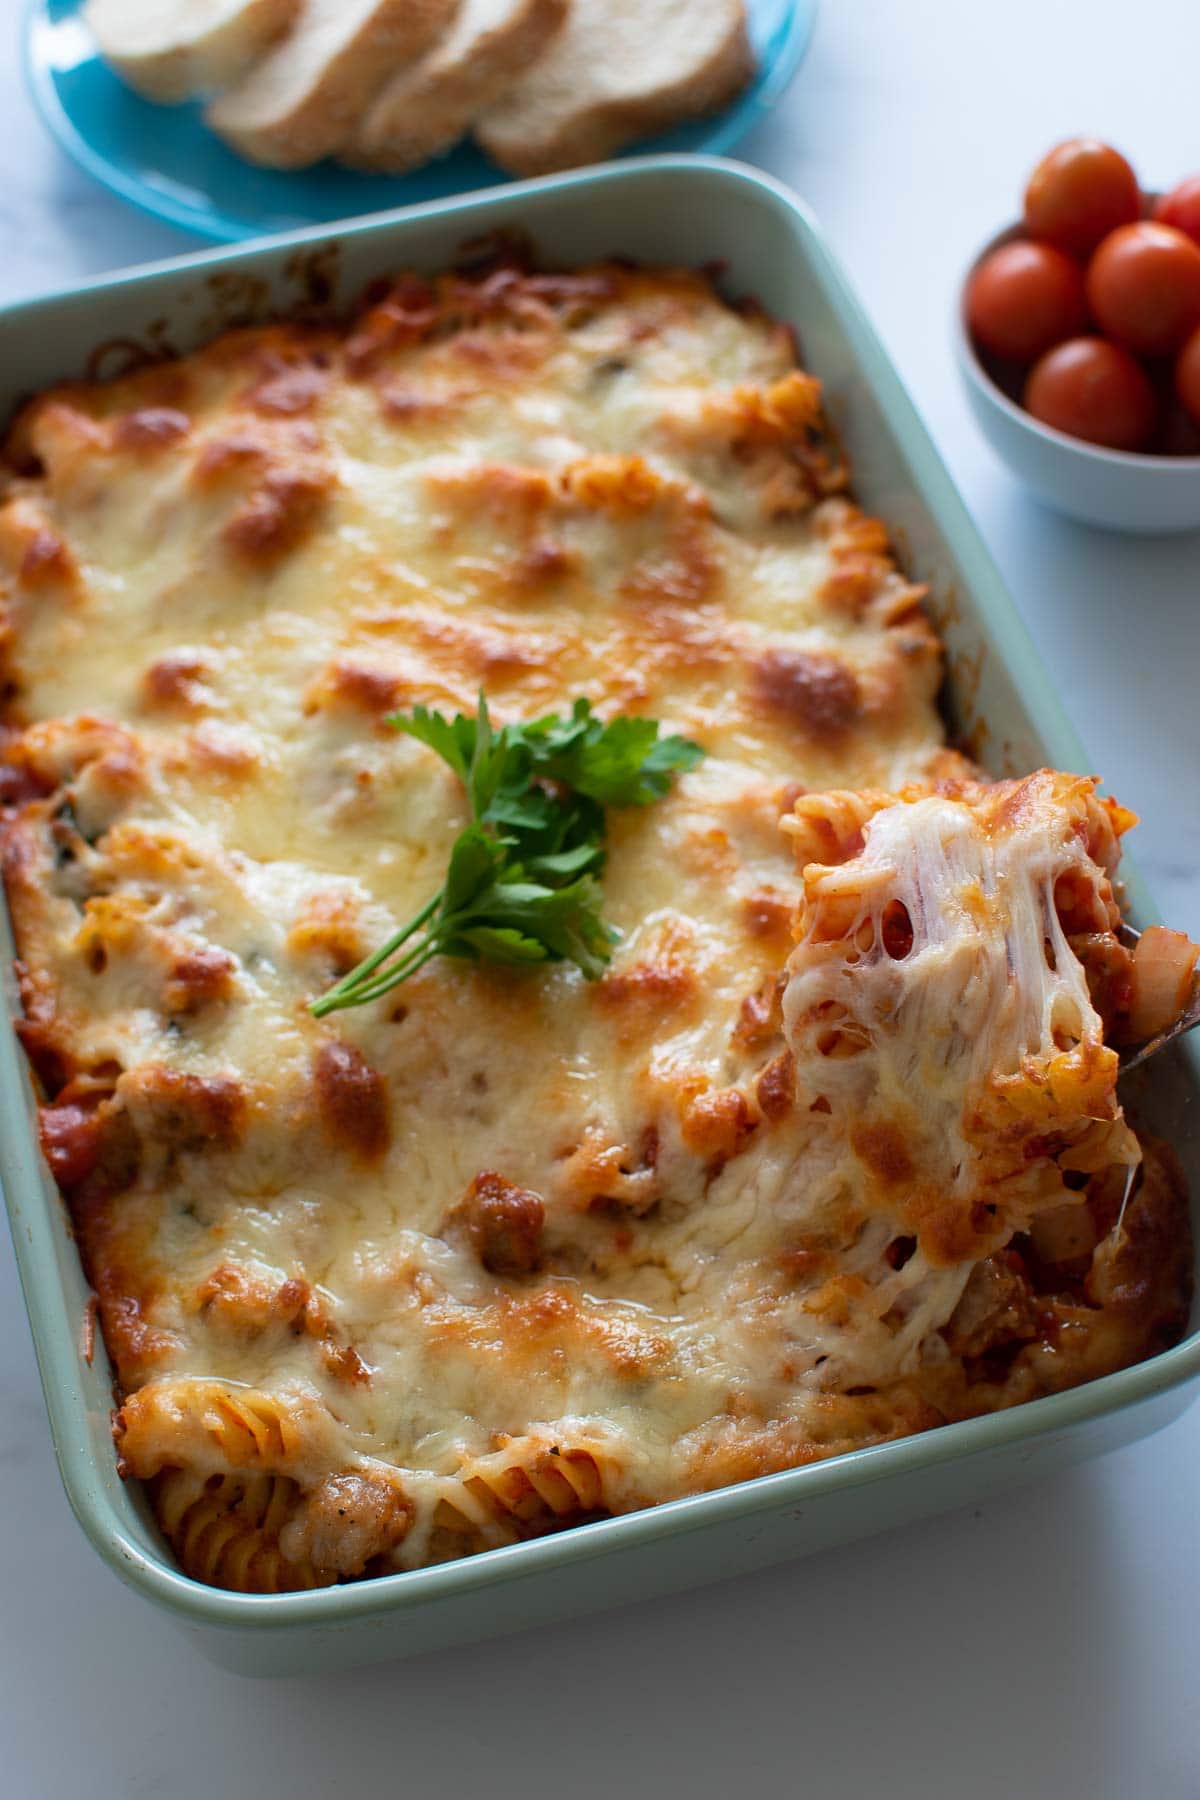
[117,1381,331,1479]
[421,1435,622,1562]
[153,1470,331,1593]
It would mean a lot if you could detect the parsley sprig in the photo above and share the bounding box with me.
[310,695,702,1017]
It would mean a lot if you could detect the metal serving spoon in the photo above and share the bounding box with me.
[1117,925,1200,1075]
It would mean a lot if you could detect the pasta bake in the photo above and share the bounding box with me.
[0,259,1191,1592]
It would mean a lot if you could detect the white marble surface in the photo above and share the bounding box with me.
[1,1,1198,1793]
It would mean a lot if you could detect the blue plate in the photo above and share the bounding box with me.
[24,0,817,243]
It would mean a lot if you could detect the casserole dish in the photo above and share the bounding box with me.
[1,154,1197,1677]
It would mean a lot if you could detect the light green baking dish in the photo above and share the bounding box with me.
[1,156,1196,1678]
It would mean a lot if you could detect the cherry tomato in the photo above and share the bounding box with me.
[966,241,1089,363]
[1176,323,1200,429]
[1154,176,1200,247]
[1024,138,1141,259]
[1086,222,1200,356]
[1024,337,1156,451]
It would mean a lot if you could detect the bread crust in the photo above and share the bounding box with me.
[345,0,568,174]
[476,0,755,177]
[86,0,302,104]
[207,0,460,169]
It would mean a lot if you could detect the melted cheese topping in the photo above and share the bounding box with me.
[780,772,1141,1382]
[0,265,1187,1591]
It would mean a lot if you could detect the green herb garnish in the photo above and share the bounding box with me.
[310,694,702,1017]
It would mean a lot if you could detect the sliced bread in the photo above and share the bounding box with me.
[475,0,754,177]
[345,0,567,173]
[85,0,301,103]
[206,0,460,169]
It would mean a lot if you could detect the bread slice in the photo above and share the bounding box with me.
[475,0,755,177]
[345,0,567,174]
[86,0,301,103]
[206,0,460,169]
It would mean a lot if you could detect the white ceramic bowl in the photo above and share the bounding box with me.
[956,219,1200,534]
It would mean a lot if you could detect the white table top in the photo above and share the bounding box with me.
[1,1,1197,1794]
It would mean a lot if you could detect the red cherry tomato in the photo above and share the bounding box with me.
[1176,323,1200,429]
[1023,337,1156,451]
[1153,176,1200,247]
[1024,138,1141,259]
[1086,222,1200,356]
[966,241,1089,363]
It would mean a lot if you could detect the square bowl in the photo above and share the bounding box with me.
[2,155,1198,1677]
